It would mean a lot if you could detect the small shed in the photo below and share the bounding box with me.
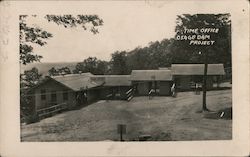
[130,70,173,96]
[171,64,225,90]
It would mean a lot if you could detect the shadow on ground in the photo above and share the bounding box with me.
[204,107,232,120]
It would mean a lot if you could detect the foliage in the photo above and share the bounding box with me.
[20,67,42,122]
[107,14,231,74]
[48,66,72,76]
[45,15,103,34]
[20,15,103,65]
[96,60,110,74]
[173,14,231,67]
[73,57,109,75]
[110,51,129,75]
[20,14,103,122]
[48,67,58,76]
[20,15,53,65]
[21,67,42,88]
[110,39,174,74]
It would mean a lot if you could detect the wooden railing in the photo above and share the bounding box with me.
[105,88,134,101]
[126,88,133,101]
[36,102,68,119]
[149,89,154,95]
[106,93,113,100]
[148,89,154,99]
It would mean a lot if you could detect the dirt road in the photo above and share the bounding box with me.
[21,89,232,141]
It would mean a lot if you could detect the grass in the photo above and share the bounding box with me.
[21,89,232,141]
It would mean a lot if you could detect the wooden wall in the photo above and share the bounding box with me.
[34,80,76,110]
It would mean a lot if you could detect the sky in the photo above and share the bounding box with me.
[25,1,179,63]
[24,1,232,63]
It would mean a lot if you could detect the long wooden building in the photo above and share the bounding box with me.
[28,64,226,115]
[171,64,225,91]
[130,70,173,96]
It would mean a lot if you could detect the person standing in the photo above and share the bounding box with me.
[83,91,88,104]
[171,83,176,97]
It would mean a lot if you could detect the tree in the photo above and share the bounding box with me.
[48,67,59,76]
[126,47,150,71]
[21,67,42,88]
[45,15,103,34]
[173,14,231,66]
[74,57,97,74]
[48,66,72,76]
[96,60,110,74]
[73,57,109,75]
[174,14,231,111]
[19,14,103,122]
[20,15,104,65]
[58,67,71,75]
[20,67,42,122]
[110,51,129,75]
[118,39,173,72]
[19,15,53,65]
[146,39,173,68]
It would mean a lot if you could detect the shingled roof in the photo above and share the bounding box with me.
[171,64,225,75]
[130,70,172,81]
[51,73,104,91]
[91,75,131,86]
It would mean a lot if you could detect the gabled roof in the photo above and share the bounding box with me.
[52,72,93,78]
[91,75,131,86]
[51,73,104,91]
[158,67,171,70]
[171,64,225,75]
[130,70,172,81]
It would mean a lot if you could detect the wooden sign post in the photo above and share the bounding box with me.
[117,124,126,141]
[202,50,209,111]
[176,27,219,111]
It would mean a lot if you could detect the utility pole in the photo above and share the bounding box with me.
[202,50,209,111]
[120,128,123,141]
[117,124,126,141]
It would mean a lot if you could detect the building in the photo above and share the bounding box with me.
[28,64,226,115]
[171,64,225,91]
[30,73,133,113]
[91,75,132,100]
[130,70,173,96]
[30,73,104,111]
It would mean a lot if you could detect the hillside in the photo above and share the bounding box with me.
[21,89,232,141]
[20,62,78,76]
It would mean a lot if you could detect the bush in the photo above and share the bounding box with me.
[25,113,40,124]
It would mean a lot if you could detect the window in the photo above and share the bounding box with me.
[41,89,46,100]
[51,91,57,102]
[63,91,68,101]
[191,75,203,83]
[175,78,181,86]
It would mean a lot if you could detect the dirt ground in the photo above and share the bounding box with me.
[21,89,232,141]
